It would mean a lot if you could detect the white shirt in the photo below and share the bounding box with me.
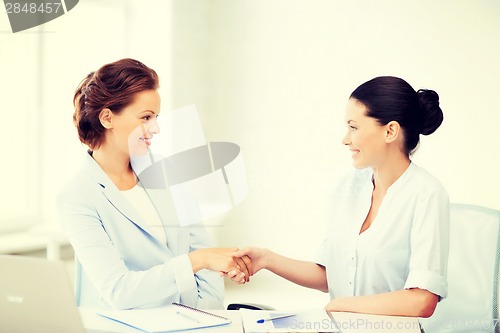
[121,184,167,245]
[316,162,449,300]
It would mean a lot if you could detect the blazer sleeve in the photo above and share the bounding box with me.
[189,226,225,309]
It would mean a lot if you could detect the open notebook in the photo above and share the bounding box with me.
[97,302,231,332]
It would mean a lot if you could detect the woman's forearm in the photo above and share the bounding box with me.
[265,250,328,292]
[325,288,439,317]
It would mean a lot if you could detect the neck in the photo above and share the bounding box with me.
[371,153,411,193]
[91,145,132,179]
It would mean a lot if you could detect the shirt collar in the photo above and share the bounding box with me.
[386,162,417,194]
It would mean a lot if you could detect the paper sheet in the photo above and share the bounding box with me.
[240,309,339,333]
[97,305,231,333]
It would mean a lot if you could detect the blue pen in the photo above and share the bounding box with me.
[256,314,295,324]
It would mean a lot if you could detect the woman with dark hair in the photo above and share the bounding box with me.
[58,58,249,310]
[235,76,449,317]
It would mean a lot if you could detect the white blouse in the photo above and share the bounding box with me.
[121,184,167,245]
[316,162,449,300]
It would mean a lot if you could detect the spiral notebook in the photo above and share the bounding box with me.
[97,302,231,332]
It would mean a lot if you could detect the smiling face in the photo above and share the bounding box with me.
[342,98,388,169]
[102,89,161,157]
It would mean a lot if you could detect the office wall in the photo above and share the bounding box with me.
[0,29,40,232]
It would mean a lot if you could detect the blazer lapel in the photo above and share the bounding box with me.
[82,152,157,238]
[144,187,185,255]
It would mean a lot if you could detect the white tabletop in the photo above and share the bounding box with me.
[79,307,420,333]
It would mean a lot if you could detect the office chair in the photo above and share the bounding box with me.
[420,203,500,333]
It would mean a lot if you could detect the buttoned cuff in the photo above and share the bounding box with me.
[171,254,197,305]
[404,269,448,300]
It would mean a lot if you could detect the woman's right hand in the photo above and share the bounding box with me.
[188,248,250,283]
[234,247,269,276]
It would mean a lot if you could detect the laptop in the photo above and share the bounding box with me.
[0,254,108,333]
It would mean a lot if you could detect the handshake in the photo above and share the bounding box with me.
[188,247,266,285]
[189,246,332,310]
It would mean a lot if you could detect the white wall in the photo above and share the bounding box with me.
[1,0,499,309]
[0,27,40,232]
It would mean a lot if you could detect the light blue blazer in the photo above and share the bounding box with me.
[57,151,224,310]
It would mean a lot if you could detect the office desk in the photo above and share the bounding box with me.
[79,308,420,333]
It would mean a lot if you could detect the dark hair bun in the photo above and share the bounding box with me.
[417,89,443,136]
